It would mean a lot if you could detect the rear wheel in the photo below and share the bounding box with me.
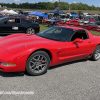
[26,51,50,76]
[26,27,35,34]
[91,45,100,61]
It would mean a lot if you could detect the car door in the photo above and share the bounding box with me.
[64,30,93,62]
[1,18,23,33]
[19,18,30,33]
[0,19,10,32]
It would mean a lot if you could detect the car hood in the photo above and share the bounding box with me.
[0,34,56,50]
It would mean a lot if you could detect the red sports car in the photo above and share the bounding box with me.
[0,26,100,76]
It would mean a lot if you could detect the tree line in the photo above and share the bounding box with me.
[0,2,100,11]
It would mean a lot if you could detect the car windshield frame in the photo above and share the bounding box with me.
[36,26,75,42]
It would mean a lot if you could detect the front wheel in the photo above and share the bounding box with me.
[91,45,100,61]
[26,51,50,76]
[26,27,35,34]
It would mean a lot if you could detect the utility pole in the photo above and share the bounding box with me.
[2,2,3,9]
[59,0,60,7]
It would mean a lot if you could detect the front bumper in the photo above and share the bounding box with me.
[0,64,17,72]
[0,47,26,72]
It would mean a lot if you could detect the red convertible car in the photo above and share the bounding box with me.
[0,26,100,76]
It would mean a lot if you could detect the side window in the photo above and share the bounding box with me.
[71,30,89,41]
[8,19,15,23]
[7,19,20,23]
[21,19,28,23]
[15,19,20,23]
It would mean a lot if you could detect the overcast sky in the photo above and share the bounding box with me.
[1,0,100,7]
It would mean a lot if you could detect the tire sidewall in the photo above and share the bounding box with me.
[92,45,100,61]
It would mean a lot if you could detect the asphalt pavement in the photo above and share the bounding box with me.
[0,36,100,100]
[0,36,3,38]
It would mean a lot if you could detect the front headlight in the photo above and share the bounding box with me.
[1,62,16,66]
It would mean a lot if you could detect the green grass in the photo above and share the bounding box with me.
[40,24,100,35]
[40,24,49,32]
[90,31,100,35]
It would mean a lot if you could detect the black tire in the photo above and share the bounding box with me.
[26,27,35,34]
[91,45,100,61]
[26,51,50,76]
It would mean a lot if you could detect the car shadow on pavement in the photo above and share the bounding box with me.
[49,59,88,70]
[0,59,89,77]
[0,71,24,77]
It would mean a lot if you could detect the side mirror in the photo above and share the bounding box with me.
[73,38,83,43]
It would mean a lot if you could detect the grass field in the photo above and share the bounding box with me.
[90,31,100,35]
[40,24,100,35]
[40,24,49,32]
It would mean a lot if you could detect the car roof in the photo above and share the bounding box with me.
[3,17,24,20]
[6,17,22,19]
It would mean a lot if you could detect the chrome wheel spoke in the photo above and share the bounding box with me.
[32,66,38,71]
[32,30,34,33]
[32,65,39,70]
[37,66,40,71]
[38,56,41,61]
[40,56,43,61]
[31,64,35,68]
[39,64,45,70]
[33,58,38,62]
[41,64,46,66]
[40,65,43,70]
[30,60,35,64]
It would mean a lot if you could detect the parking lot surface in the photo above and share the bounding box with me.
[0,36,3,38]
[0,36,100,100]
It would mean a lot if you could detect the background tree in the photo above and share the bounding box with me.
[0,2,100,11]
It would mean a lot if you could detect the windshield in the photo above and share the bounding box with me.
[36,27,74,42]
